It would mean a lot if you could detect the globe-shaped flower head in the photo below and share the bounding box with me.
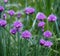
[8,10,15,16]
[44,41,53,47]
[38,21,45,28]
[43,30,52,38]
[13,21,23,29]
[17,12,22,19]
[22,30,32,39]
[4,0,8,3]
[48,14,57,22]
[0,6,4,12]
[24,7,35,14]
[39,39,46,45]
[10,28,17,35]
[3,13,7,19]
[36,12,46,20]
[0,19,7,27]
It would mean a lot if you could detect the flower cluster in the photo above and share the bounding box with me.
[13,21,23,29]
[4,0,8,3]
[36,12,46,20]
[8,10,15,16]
[24,7,35,14]
[48,14,57,22]
[0,4,57,48]
[36,12,57,47]
[0,19,7,27]
[21,30,32,39]
[10,28,17,35]
[3,13,7,19]
[43,30,52,38]
[40,39,53,47]
[0,6,4,12]
[17,12,22,19]
[38,21,45,28]
[10,21,23,35]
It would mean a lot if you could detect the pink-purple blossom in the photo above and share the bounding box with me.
[8,10,15,16]
[3,13,7,19]
[24,7,35,14]
[22,30,32,39]
[4,0,8,3]
[0,6,4,12]
[0,19,7,27]
[17,13,22,19]
[36,12,46,20]
[44,41,53,47]
[13,21,23,29]
[43,30,52,38]
[39,39,46,45]
[38,21,45,28]
[48,14,57,22]
[10,28,17,35]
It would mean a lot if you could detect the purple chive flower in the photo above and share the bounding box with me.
[17,13,22,19]
[0,19,7,27]
[24,7,35,14]
[22,30,32,39]
[43,30,52,38]
[39,39,46,45]
[3,13,7,19]
[38,21,45,28]
[48,14,57,22]
[8,10,15,16]
[13,21,23,29]
[0,6,4,12]
[4,0,8,3]
[36,12,46,20]
[10,28,17,35]
[44,41,53,47]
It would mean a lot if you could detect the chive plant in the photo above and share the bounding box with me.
[0,0,60,56]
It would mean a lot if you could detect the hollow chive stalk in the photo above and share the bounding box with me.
[0,10,4,56]
[3,2,7,56]
[38,28,43,56]
[0,13,1,18]
[55,21,60,56]
[55,21,60,37]
[46,18,49,30]
[2,28,6,56]
[17,31,20,56]
[7,16,12,56]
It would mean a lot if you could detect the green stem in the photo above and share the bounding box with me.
[14,35,16,56]
[18,31,20,56]
[0,27,4,56]
[30,18,37,31]
[2,28,6,56]
[0,12,1,18]
[46,18,49,30]
[25,0,28,7]
[55,21,60,56]
[55,21,60,37]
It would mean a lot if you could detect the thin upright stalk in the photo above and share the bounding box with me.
[55,21,60,56]
[0,27,4,56]
[17,31,20,56]
[0,11,4,56]
[46,18,49,30]
[0,13,1,18]
[2,28,6,56]
[55,21,60,37]
[3,2,7,56]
